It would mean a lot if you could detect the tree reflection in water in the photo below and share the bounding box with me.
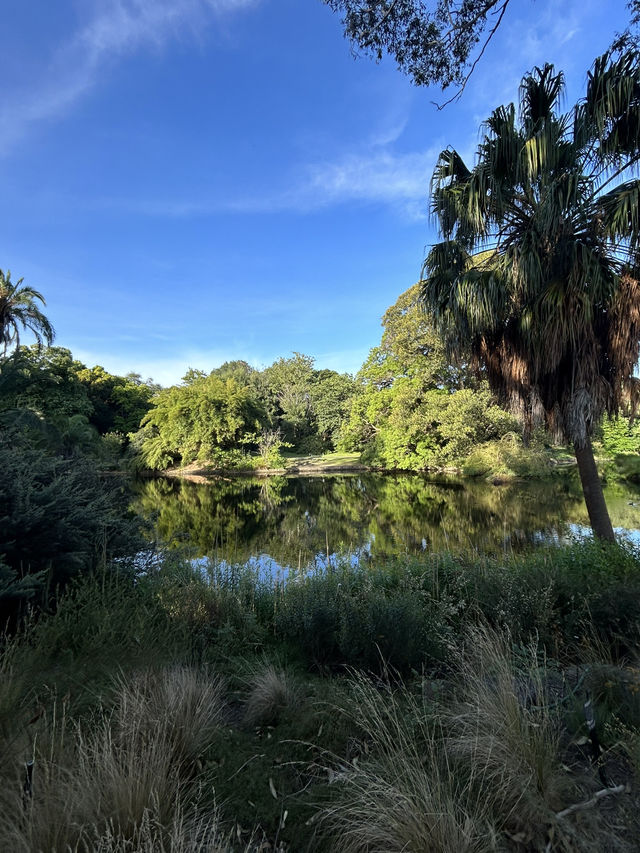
[131,474,640,572]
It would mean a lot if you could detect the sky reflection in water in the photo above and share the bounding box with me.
[132,474,640,579]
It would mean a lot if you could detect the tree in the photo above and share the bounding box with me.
[341,284,514,467]
[138,374,266,469]
[310,370,356,448]
[327,0,510,94]
[0,270,54,355]
[325,1,640,103]
[420,48,640,540]
[0,346,91,420]
[260,353,318,448]
[0,423,143,624]
[75,364,156,434]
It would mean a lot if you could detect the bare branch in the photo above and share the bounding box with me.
[432,0,511,110]
[555,784,627,820]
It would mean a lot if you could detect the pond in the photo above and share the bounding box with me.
[131,472,640,574]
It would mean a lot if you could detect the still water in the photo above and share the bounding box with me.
[132,473,640,573]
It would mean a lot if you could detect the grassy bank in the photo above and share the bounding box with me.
[2,542,640,850]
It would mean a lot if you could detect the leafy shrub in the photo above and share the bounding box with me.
[0,426,144,624]
[275,566,455,673]
[462,433,552,478]
[599,415,640,456]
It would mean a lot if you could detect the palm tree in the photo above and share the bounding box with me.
[0,270,54,355]
[420,44,640,541]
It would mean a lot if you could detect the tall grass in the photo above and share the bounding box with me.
[320,626,613,853]
[2,542,639,850]
[0,666,227,853]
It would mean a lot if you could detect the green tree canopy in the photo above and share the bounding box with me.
[421,48,640,539]
[260,353,319,448]
[341,284,515,467]
[310,370,356,448]
[139,374,267,469]
[76,364,157,434]
[0,346,92,421]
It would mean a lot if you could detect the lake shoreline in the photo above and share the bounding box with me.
[160,458,572,484]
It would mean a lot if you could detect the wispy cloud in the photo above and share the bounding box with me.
[296,148,439,212]
[91,144,442,220]
[0,0,258,153]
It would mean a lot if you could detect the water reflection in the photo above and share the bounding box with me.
[132,473,640,571]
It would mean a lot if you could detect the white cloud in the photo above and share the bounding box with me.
[301,148,438,208]
[0,0,259,153]
[92,144,442,220]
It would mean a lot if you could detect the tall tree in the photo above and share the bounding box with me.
[421,48,640,540]
[0,270,54,355]
[341,284,514,467]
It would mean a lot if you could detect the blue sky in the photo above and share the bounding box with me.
[0,0,632,385]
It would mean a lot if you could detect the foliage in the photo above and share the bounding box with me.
[0,347,156,469]
[260,352,317,445]
[421,48,640,538]
[76,365,158,434]
[599,415,640,456]
[133,353,356,468]
[138,374,266,469]
[2,543,640,851]
[0,426,143,623]
[462,432,554,478]
[274,564,456,672]
[256,353,355,453]
[325,0,513,94]
[0,346,92,421]
[422,52,640,447]
[256,428,290,468]
[0,269,54,356]
[341,284,517,468]
[310,369,356,448]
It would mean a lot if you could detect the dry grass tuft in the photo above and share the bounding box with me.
[113,665,226,769]
[320,669,498,853]
[445,625,574,850]
[244,664,301,727]
[320,626,615,853]
[0,665,227,852]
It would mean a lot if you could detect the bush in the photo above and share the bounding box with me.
[599,416,640,456]
[462,433,552,478]
[0,427,144,625]
[274,565,456,673]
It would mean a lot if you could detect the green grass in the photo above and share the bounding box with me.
[283,452,363,470]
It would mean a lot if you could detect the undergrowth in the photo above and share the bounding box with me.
[1,540,639,850]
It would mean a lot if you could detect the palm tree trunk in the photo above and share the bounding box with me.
[573,437,615,542]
